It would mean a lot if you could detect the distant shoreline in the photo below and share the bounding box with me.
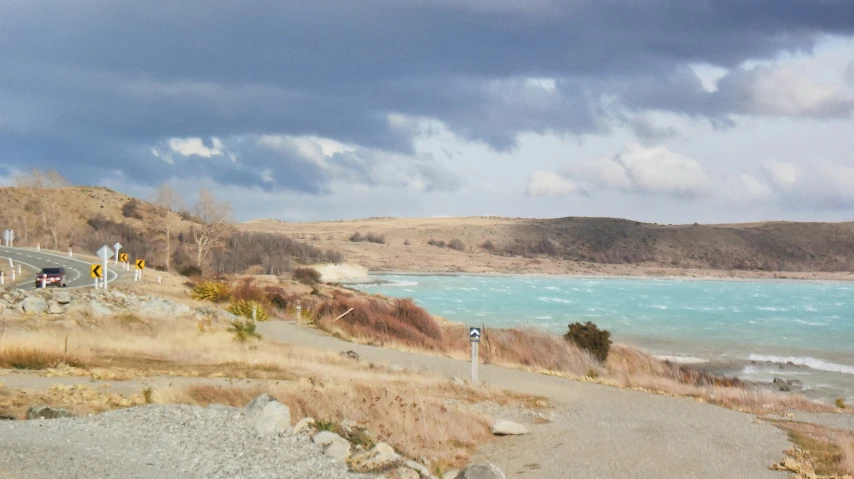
[364,269,854,284]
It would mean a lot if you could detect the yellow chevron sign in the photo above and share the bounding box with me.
[135,259,145,270]
[90,264,102,278]
[119,253,128,262]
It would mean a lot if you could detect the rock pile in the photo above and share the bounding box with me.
[0,287,193,319]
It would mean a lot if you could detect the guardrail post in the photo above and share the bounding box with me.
[0,272,4,285]
[17,265,21,274]
[10,270,15,281]
[36,243,40,251]
[68,248,72,257]
[41,277,46,288]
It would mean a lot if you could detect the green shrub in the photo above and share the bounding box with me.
[293,267,321,285]
[227,299,269,321]
[836,397,849,409]
[190,280,231,302]
[227,319,261,342]
[564,321,612,362]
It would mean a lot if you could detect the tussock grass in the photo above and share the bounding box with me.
[0,345,86,370]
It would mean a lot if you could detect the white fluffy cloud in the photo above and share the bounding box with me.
[761,160,800,189]
[526,170,579,197]
[168,137,224,158]
[568,143,712,198]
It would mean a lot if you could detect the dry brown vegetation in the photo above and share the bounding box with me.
[0,311,531,469]
[771,420,854,477]
[170,381,495,468]
[304,289,837,415]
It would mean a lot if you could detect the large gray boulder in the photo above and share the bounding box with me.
[47,300,64,315]
[244,394,291,436]
[26,405,76,420]
[323,436,352,462]
[454,464,506,479]
[53,291,72,305]
[20,296,48,314]
[490,420,528,436]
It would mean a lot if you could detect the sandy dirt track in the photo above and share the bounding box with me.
[258,320,789,479]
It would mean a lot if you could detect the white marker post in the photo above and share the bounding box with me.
[113,242,122,265]
[40,276,46,288]
[96,245,114,291]
[469,327,481,386]
[17,265,21,274]
[36,243,40,251]
[1,272,4,285]
[68,248,73,257]
[10,270,15,281]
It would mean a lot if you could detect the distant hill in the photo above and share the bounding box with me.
[2,185,852,278]
[241,216,854,277]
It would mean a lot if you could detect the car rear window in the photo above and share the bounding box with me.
[42,268,63,274]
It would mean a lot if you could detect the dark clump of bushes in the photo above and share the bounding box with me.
[293,267,322,285]
[428,238,466,251]
[448,238,465,251]
[564,321,612,362]
[349,232,386,244]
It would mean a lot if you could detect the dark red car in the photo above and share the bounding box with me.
[35,267,67,288]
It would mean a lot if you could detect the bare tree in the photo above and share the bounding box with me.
[14,169,70,249]
[191,188,233,268]
[149,183,185,271]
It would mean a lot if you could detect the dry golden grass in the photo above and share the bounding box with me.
[0,383,146,419]
[0,315,534,469]
[0,344,87,370]
[771,420,854,477]
[166,380,495,468]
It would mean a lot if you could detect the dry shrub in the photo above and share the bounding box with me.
[293,267,322,285]
[564,321,611,362]
[840,436,854,476]
[0,345,86,370]
[316,294,444,350]
[230,277,267,303]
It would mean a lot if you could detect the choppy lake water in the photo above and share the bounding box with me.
[355,275,854,403]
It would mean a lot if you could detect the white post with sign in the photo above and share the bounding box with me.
[469,327,481,386]
[113,242,122,265]
[96,245,114,291]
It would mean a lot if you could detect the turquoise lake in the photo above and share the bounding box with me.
[355,274,854,401]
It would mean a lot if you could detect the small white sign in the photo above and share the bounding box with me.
[113,242,123,251]
[469,327,482,343]
[97,245,114,261]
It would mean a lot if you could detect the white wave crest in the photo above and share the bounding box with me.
[747,354,854,375]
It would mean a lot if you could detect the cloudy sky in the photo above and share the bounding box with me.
[2,1,854,224]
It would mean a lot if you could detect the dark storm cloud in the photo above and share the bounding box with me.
[1,0,853,189]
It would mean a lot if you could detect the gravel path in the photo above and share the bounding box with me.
[0,404,375,479]
[259,321,790,479]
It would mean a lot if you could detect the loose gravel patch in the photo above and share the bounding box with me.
[0,404,377,479]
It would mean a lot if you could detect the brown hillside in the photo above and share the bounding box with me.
[240,216,854,278]
[0,186,341,274]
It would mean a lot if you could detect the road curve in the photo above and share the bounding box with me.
[0,247,120,290]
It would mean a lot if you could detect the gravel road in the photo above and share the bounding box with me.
[0,404,375,479]
[259,320,790,479]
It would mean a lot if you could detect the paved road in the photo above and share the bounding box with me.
[258,321,789,479]
[0,247,120,290]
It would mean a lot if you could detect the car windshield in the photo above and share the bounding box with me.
[41,268,63,274]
